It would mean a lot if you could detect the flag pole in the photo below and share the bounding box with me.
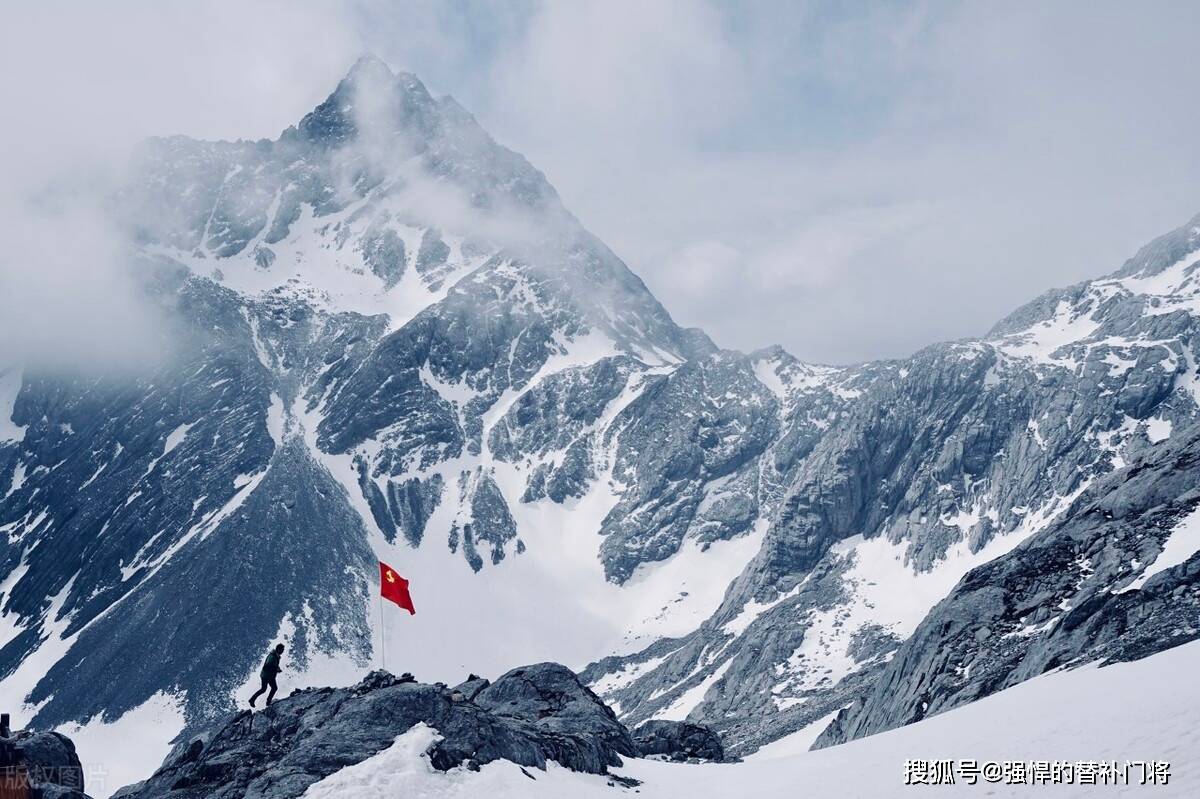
[379,590,387,672]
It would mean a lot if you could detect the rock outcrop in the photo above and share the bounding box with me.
[0,729,90,799]
[113,663,710,799]
[632,720,725,762]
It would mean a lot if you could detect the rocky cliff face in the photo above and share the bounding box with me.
[814,418,1200,747]
[581,214,1200,754]
[2,56,1200,770]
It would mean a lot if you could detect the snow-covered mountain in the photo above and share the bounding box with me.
[1,56,1199,785]
[0,57,775,749]
[586,213,1200,752]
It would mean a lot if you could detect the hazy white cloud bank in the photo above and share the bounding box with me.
[4,1,1200,365]
[306,0,1200,361]
[461,0,1200,363]
[0,0,358,368]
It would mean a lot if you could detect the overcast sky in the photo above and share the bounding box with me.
[4,1,1200,364]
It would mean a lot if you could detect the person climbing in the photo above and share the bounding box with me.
[249,643,285,708]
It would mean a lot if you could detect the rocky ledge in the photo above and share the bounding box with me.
[112,662,724,798]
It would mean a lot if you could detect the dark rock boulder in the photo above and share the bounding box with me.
[450,674,490,702]
[0,730,89,799]
[631,719,724,761]
[474,662,638,768]
[114,664,638,799]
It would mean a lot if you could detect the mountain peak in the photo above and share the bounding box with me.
[1112,208,1200,279]
[345,53,395,84]
[290,55,437,147]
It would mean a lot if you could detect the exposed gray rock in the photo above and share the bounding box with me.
[385,474,443,547]
[814,420,1200,748]
[113,663,635,799]
[466,471,518,568]
[450,674,490,702]
[361,225,406,288]
[415,228,452,289]
[597,351,782,582]
[0,730,89,799]
[631,720,724,761]
[252,245,275,270]
[475,662,636,763]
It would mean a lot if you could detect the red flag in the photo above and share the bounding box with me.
[379,561,415,615]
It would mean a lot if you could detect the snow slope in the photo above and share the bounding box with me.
[302,639,1200,798]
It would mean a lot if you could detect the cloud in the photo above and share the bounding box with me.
[0,190,166,371]
[487,0,742,152]
[4,1,1200,366]
[0,0,360,369]
[660,241,744,300]
[447,1,1200,362]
